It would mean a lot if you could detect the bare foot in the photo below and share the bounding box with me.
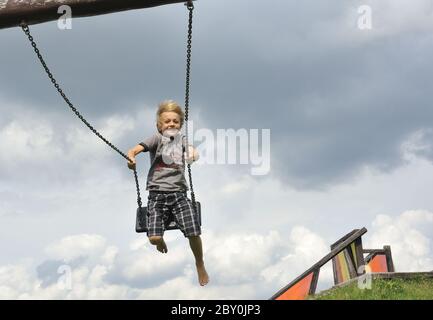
[196,262,209,286]
[155,238,168,253]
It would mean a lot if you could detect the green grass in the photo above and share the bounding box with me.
[310,276,433,300]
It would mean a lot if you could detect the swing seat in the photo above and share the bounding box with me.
[135,201,201,233]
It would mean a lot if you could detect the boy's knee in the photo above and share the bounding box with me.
[148,236,163,245]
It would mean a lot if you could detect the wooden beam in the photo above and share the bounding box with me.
[364,247,395,272]
[384,245,395,272]
[353,237,366,274]
[0,0,189,30]
[309,269,320,296]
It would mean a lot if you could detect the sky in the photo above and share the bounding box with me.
[1,0,433,299]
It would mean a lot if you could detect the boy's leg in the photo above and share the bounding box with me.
[147,193,169,254]
[149,236,168,253]
[171,192,209,285]
[188,235,209,286]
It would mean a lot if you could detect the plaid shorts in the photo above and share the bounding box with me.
[146,191,201,238]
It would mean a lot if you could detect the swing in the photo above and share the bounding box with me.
[135,202,201,232]
[19,1,201,233]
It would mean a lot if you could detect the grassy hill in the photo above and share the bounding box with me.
[310,276,433,300]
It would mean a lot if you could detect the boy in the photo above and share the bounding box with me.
[127,100,209,286]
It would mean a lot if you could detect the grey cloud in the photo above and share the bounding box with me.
[408,129,433,164]
[105,265,181,289]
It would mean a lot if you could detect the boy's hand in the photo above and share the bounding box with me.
[127,157,136,170]
[185,146,199,164]
[127,145,144,170]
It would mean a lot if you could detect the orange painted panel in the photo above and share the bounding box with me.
[275,272,314,300]
[368,254,388,273]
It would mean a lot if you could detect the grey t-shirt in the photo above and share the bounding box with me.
[139,133,189,192]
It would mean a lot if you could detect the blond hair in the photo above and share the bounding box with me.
[156,100,185,131]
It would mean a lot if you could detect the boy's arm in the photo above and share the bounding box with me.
[127,144,145,170]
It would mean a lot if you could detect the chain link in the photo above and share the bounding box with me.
[20,22,142,208]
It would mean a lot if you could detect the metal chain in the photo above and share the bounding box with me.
[20,2,196,212]
[20,22,142,208]
[184,1,197,213]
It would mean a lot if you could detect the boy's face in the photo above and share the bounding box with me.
[158,111,182,133]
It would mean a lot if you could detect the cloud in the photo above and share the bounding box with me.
[367,210,433,272]
[0,97,138,184]
[0,116,62,169]
[3,0,433,192]
[401,128,433,163]
[44,234,108,261]
[192,1,433,190]
[0,264,35,299]
[260,226,331,289]
[0,227,330,299]
[36,259,70,288]
[205,231,284,286]
[363,0,433,37]
[1,207,433,300]
[107,237,190,288]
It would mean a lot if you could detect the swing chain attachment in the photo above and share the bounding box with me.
[20,21,143,209]
[185,0,194,10]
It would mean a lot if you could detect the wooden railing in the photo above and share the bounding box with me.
[270,227,395,300]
